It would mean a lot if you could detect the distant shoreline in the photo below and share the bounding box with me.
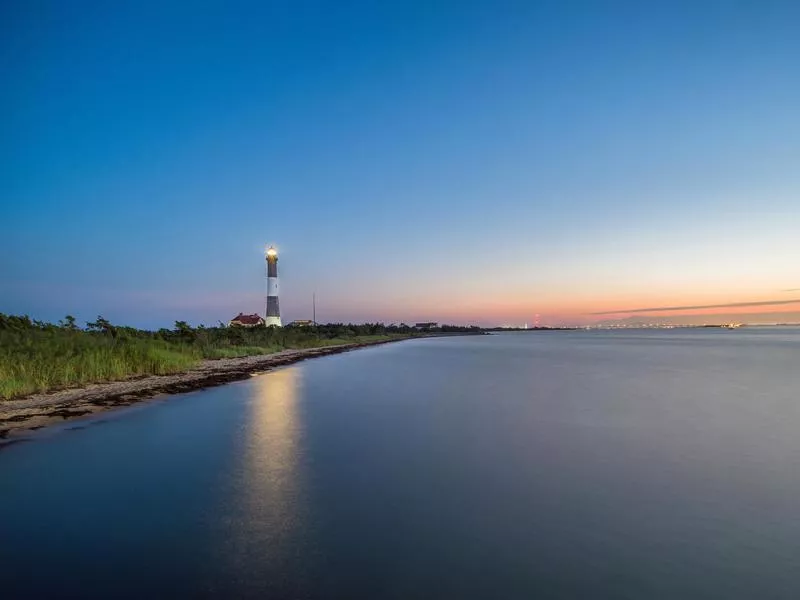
[0,338,407,440]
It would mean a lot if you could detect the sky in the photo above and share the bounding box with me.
[2,0,799,328]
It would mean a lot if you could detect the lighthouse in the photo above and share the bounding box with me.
[265,245,282,327]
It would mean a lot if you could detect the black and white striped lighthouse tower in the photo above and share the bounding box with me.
[265,245,281,326]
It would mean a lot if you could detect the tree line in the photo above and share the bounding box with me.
[0,313,483,350]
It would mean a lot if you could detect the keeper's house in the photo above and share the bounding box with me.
[228,313,265,327]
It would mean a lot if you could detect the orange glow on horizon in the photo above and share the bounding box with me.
[353,290,800,326]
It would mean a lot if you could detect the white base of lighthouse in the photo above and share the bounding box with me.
[265,316,282,327]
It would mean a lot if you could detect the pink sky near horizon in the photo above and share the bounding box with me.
[5,279,799,328]
[5,212,799,327]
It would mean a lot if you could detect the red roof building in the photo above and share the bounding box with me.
[228,313,265,327]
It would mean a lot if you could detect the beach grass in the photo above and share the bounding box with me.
[0,315,417,400]
[201,345,281,359]
[0,333,201,399]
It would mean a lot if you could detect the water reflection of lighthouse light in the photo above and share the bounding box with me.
[241,367,304,548]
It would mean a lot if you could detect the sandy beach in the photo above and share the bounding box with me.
[0,339,401,439]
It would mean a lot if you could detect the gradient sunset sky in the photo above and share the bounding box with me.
[3,1,799,327]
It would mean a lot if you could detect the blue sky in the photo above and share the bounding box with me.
[2,0,799,327]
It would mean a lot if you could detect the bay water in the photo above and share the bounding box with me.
[2,329,799,598]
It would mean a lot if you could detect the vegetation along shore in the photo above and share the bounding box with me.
[0,314,481,438]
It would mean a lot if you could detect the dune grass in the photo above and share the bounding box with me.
[0,315,415,400]
[0,332,201,399]
[201,345,281,359]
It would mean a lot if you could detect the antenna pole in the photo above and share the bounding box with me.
[264,250,269,324]
[313,292,316,325]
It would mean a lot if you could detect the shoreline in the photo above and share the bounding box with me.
[0,338,405,440]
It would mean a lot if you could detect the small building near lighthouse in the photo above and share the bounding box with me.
[228,313,265,327]
[288,320,314,327]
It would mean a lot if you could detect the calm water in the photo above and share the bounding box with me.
[2,329,800,599]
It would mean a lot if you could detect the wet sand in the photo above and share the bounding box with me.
[0,339,402,439]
